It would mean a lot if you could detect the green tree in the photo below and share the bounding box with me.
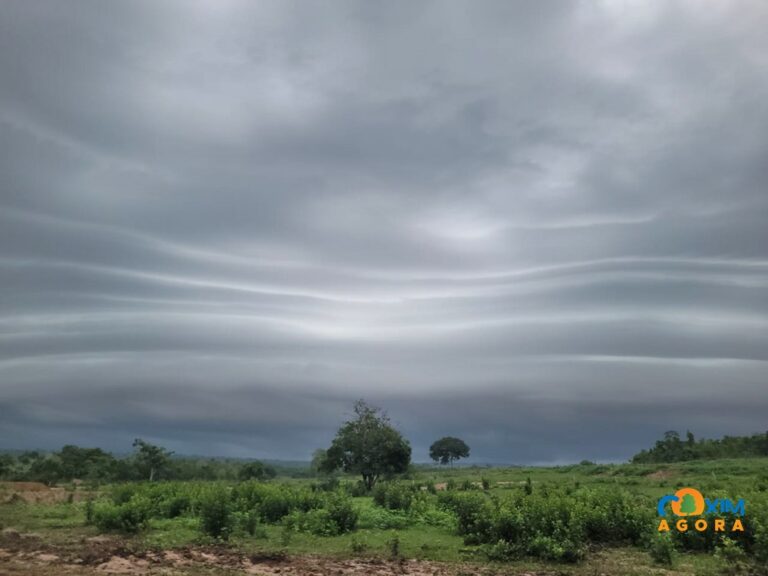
[429,436,470,466]
[58,445,116,481]
[29,457,63,486]
[238,460,276,481]
[311,449,328,474]
[132,439,173,481]
[321,400,411,490]
[0,454,14,478]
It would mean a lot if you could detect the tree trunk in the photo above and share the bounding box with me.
[363,473,378,491]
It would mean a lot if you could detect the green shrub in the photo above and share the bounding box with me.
[358,506,410,530]
[715,537,747,564]
[285,509,338,536]
[312,477,340,492]
[109,483,139,505]
[350,535,368,554]
[648,532,676,566]
[236,509,266,537]
[753,518,768,564]
[259,490,293,522]
[347,480,369,497]
[325,492,358,533]
[387,532,401,559]
[284,492,357,536]
[415,507,457,530]
[372,482,414,511]
[93,497,150,534]
[238,484,323,523]
[483,540,521,561]
[437,491,493,542]
[162,494,190,518]
[84,499,95,525]
[199,487,233,540]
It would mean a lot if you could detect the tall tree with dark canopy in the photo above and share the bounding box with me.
[321,400,411,490]
[429,436,470,466]
[132,439,173,481]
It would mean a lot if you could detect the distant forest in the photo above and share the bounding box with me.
[631,430,768,463]
[4,430,768,486]
[0,440,308,485]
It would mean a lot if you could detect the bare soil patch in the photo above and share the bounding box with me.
[0,482,93,505]
[645,469,675,481]
[0,530,552,575]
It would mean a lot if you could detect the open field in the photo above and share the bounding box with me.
[2,458,767,575]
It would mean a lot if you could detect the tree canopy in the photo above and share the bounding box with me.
[429,436,470,466]
[238,460,276,481]
[321,400,411,490]
[132,438,174,481]
[631,430,768,463]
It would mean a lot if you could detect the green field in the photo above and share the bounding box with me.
[2,458,767,575]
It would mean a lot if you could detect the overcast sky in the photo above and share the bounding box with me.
[1,1,767,464]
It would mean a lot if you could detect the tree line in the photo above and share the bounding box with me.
[631,430,768,463]
[0,440,279,485]
[0,400,472,489]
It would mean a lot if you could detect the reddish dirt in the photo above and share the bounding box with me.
[3,483,50,492]
[0,482,93,505]
[0,529,552,575]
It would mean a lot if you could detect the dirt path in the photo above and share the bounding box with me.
[0,529,546,576]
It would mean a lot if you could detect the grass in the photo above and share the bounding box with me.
[2,457,767,575]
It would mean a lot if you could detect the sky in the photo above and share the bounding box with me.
[1,1,767,464]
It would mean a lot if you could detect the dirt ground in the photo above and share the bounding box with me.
[0,482,92,505]
[0,528,546,576]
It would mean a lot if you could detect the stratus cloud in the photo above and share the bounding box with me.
[1,0,767,461]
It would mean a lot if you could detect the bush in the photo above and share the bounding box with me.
[437,492,493,542]
[258,491,292,523]
[84,499,95,525]
[648,532,676,566]
[438,485,654,563]
[372,482,414,511]
[350,536,368,554]
[325,492,358,533]
[93,497,150,534]
[285,509,338,536]
[162,494,191,518]
[109,483,139,505]
[358,506,410,530]
[387,532,401,559]
[236,509,266,538]
[346,480,369,497]
[312,477,340,492]
[715,537,747,564]
[754,523,768,564]
[284,492,357,536]
[199,487,233,540]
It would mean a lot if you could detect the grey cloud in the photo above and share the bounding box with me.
[1,1,767,463]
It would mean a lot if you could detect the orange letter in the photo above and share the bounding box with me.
[694,519,707,531]
[714,519,725,531]
[732,519,744,532]
[658,519,670,532]
[676,519,688,531]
